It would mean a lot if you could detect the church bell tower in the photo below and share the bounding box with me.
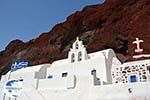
[68,37,88,63]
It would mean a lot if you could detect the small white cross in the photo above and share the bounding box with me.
[76,37,79,41]
[132,38,143,53]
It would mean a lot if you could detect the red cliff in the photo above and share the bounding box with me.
[0,0,150,76]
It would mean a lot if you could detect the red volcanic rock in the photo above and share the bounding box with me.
[0,0,150,76]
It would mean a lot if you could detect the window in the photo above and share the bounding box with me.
[91,69,96,75]
[75,43,79,49]
[19,77,23,81]
[141,75,147,82]
[142,75,147,79]
[48,75,53,79]
[147,66,150,72]
[62,72,68,77]
[91,69,100,85]
[78,52,82,61]
[71,53,75,62]
[130,75,137,83]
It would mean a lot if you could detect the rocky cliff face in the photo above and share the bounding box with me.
[0,0,150,76]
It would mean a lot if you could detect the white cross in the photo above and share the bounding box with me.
[132,38,143,53]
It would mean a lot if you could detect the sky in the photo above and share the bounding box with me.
[0,0,105,51]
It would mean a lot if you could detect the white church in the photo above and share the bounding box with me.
[0,37,150,100]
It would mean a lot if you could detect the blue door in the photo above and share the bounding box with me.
[130,75,137,83]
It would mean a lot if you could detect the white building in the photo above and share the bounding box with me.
[0,37,150,100]
[46,37,117,88]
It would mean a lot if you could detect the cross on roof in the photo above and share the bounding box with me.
[132,38,143,53]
